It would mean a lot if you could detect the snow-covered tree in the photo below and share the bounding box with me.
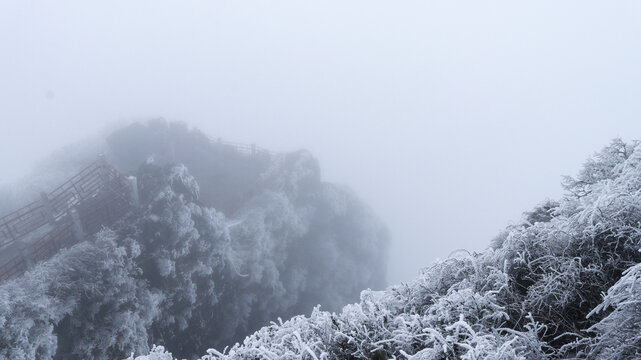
[0,134,388,359]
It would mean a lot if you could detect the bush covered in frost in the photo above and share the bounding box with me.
[164,138,641,360]
[7,124,641,359]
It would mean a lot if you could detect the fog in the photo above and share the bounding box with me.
[1,1,641,284]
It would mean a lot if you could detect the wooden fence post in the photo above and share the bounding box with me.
[70,208,85,242]
[40,192,56,225]
[127,176,140,207]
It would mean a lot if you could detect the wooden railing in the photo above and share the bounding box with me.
[0,200,49,248]
[1,159,111,249]
[210,137,275,157]
[0,157,134,282]
[0,138,274,283]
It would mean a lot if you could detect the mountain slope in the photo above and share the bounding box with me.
[135,138,641,359]
[0,122,388,360]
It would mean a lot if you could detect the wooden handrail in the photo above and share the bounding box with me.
[0,157,134,282]
[209,137,275,157]
[0,137,275,282]
[0,159,118,248]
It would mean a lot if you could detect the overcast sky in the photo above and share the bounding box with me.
[1,1,641,284]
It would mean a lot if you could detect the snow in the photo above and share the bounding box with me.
[0,152,388,359]
[6,136,641,359]
[131,138,641,359]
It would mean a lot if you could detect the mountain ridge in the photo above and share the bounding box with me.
[0,121,388,360]
[134,138,641,360]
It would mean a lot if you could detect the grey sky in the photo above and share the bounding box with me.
[1,1,641,284]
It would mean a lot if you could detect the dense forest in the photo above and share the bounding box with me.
[135,138,641,359]
[0,121,388,359]
[3,122,641,359]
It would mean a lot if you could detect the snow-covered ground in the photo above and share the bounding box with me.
[132,139,641,359]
